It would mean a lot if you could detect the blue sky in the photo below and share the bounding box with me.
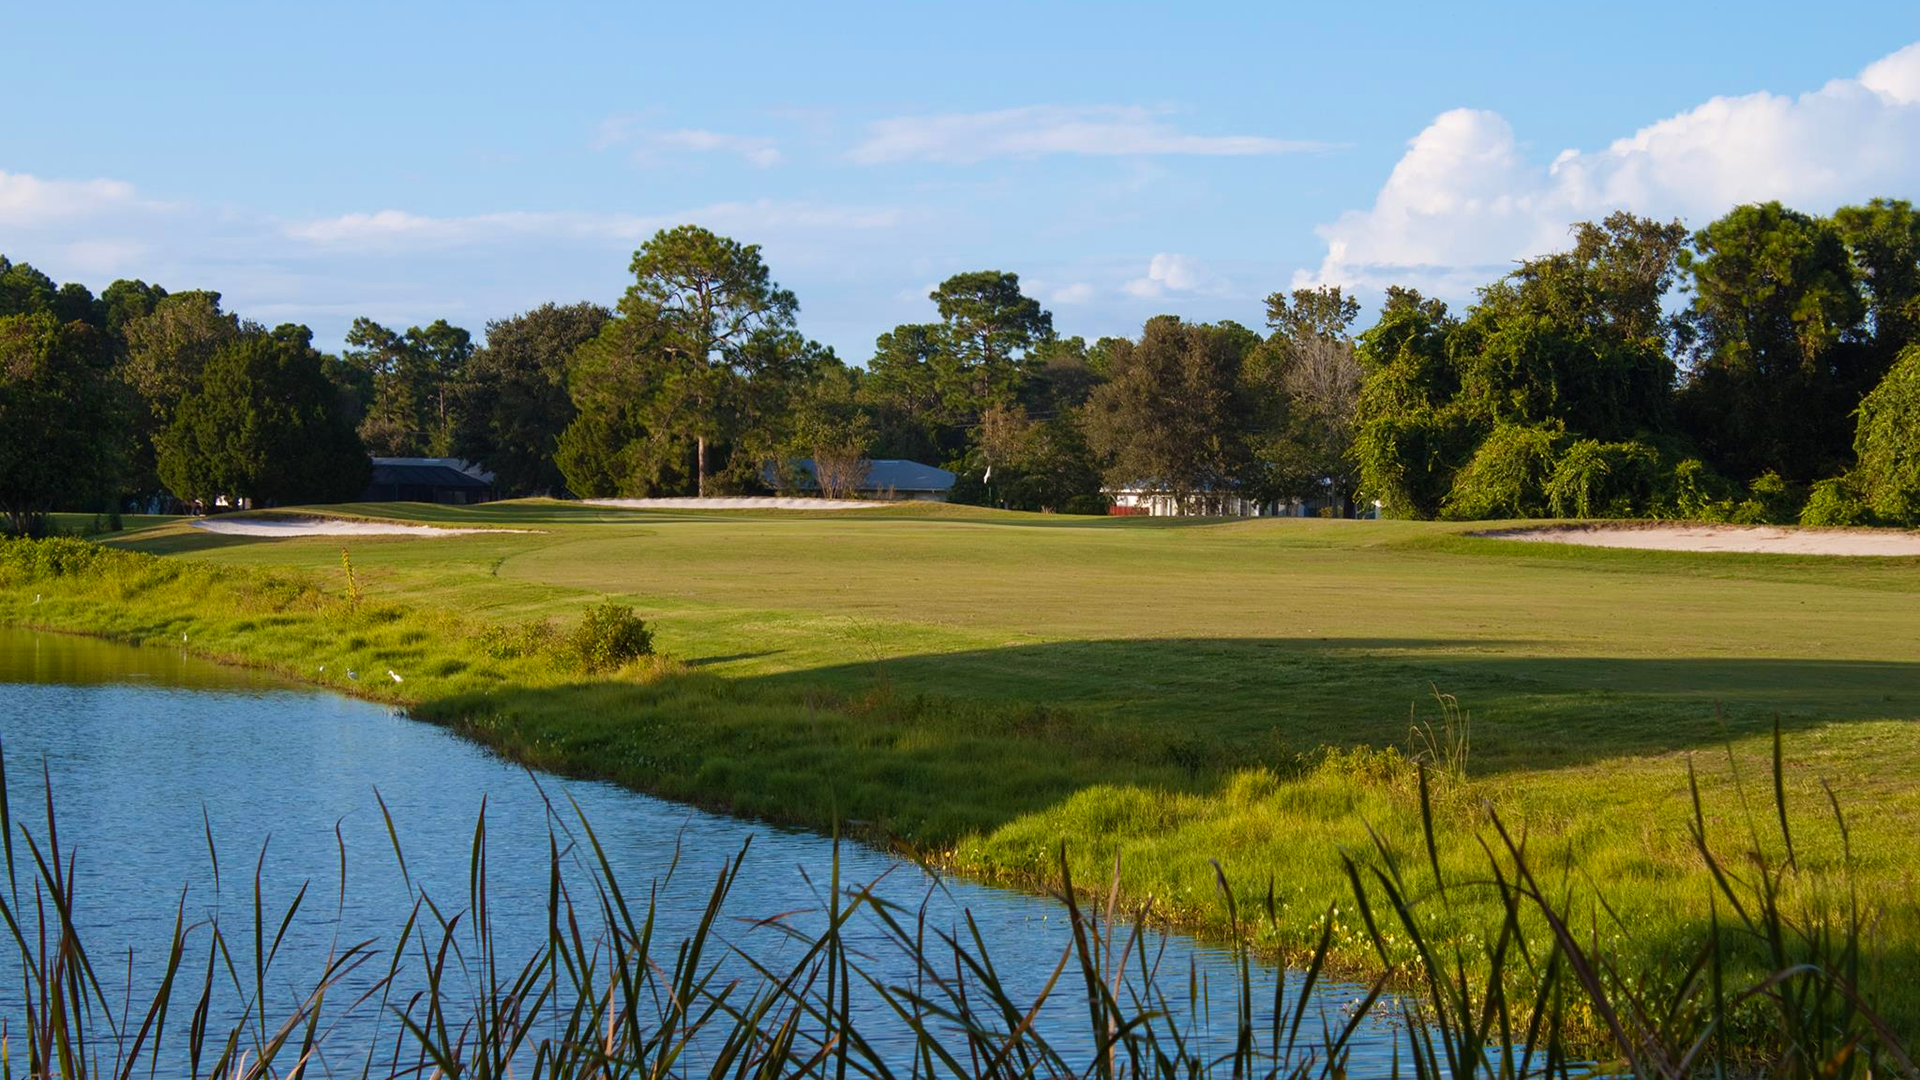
[5,1,1919,360]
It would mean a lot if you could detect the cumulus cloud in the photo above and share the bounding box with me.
[1300,40,1920,295]
[851,105,1323,164]
[287,200,901,250]
[0,169,142,225]
[1123,253,1224,299]
[1049,282,1095,304]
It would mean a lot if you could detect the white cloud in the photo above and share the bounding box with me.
[287,200,901,250]
[850,105,1323,164]
[1050,282,1095,304]
[1300,40,1920,296]
[0,169,141,225]
[1123,253,1223,299]
[652,129,782,168]
[592,116,782,168]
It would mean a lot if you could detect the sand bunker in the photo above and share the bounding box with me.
[1477,523,1920,557]
[586,496,886,512]
[191,518,533,538]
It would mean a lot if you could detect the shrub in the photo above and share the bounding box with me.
[475,617,560,660]
[1663,457,1737,521]
[1352,405,1479,520]
[1544,438,1663,518]
[1730,470,1806,525]
[566,601,654,673]
[1853,344,1920,525]
[1061,494,1108,516]
[1440,421,1562,520]
[0,536,115,585]
[1800,477,1876,527]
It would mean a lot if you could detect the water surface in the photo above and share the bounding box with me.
[0,627,1396,1073]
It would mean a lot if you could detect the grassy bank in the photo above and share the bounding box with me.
[4,502,1919,1048]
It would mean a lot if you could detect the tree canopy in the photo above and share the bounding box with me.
[157,328,369,506]
[557,226,819,497]
[0,313,124,535]
[454,302,609,496]
[6,192,1920,525]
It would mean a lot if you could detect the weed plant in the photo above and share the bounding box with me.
[0,727,1911,1078]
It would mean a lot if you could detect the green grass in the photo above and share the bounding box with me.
[45,512,182,537]
[6,500,1920,1045]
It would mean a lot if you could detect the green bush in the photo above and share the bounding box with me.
[1663,458,1737,521]
[475,617,560,660]
[566,601,654,673]
[1800,477,1876,527]
[1061,494,1109,516]
[1730,471,1807,525]
[1853,344,1920,525]
[1440,422,1562,520]
[0,535,115,585]
[1545,438,1663,518]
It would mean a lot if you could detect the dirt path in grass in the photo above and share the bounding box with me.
[1476,523,1920,556]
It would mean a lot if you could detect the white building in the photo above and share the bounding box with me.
[1104,483,1375,518]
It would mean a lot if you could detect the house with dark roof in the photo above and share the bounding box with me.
[777,458,956,502]
[360,458,496,505]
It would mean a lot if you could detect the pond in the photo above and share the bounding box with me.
[0,627,1401,1075]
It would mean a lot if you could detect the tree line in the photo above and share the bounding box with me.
[4,199,1919,534]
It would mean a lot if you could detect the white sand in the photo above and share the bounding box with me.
[191,518,533,538]
[1477,523,1920,557]
[585,496,887,511]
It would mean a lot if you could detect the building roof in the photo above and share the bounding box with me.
[782,458,956,492]
[371,457,496,484]
[368,462,492,489]
[862,459,956,491]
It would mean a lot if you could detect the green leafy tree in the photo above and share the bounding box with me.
[556,311,684,498]
[157,327,369,506]
[1084,317,1258,509]
[781,364,875,499]
[1544,438,1665,518]
[1351,288,1471,518]
[575,226,809,496]
[1678,202,1868,482]
[861,323,952,463]
[116,290,247,500]
[0,314,124,535]
[454,302,609,495]
[1253,285,1364,510]
[1440,422,1566,520]
[120,291,245,422]
[0,257,58,319]
[1833,198,1920,374]
[927,271,1053,418]
[347,317,474,456]
[99,279,169,338]
[1852,343,1920,524]
[983,408,1102,512]
[1020,336,1104,416]
[1457,213,1688,439]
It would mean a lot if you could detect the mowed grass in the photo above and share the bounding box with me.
[11,500,1920,1038]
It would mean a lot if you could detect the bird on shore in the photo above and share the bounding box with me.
[388,669,403,683]
[31,594,41,605]
[346,670,358,681]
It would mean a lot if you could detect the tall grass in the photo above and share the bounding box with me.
[0,722,1911,1080]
